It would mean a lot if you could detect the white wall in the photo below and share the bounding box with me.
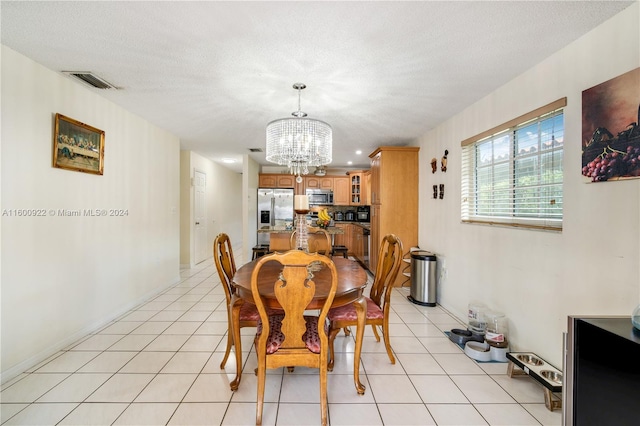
[418,3,640,367]
[243,155,260,263]
[179,151,243,266]
[1,46,181,381]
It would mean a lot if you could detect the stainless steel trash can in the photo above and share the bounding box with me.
[408,250,437,306]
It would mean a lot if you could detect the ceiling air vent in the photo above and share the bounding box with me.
[62,71,117,89]
[249,148,263,153]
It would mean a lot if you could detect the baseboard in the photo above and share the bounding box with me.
[1,274,181,385]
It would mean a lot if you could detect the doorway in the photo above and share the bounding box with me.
[194,169,208,264]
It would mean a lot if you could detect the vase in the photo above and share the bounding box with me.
[295,212,309,252]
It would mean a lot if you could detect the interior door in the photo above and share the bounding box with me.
[194,170,208,264]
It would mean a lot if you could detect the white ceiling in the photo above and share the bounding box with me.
[1,1,633,173]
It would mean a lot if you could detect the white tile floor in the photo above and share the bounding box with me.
[1,258,562,425]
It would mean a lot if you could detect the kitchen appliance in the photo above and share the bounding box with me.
[362,226,370,268]
[334,211,344,221]
[357,206,370,222]
[345,211,355,221]
[257,188,294,246]
[306,188,333,205]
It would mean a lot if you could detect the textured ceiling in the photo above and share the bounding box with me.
[1,1,633,173]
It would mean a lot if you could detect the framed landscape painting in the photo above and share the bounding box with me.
[581,67,640,183]
[53,113,105,175]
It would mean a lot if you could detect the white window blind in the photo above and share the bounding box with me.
[461,98,566,231]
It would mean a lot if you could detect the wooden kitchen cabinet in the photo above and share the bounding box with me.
[362,171,371,205]
[259,174,278,188]
[332,223,350,248]
[369,155,380,204]
[260,173,361,202]
[370,204,380,271]
[258,174,297,189]
[277,175,297,188]
[320,178,334,190]
[305,176,333,191]
[352,225,365,263]
[333,176,350,206]
[334,223,362,260]
[368,146,419,285]
[347,170,368,205]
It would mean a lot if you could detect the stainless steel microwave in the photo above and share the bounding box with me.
[306,189,333,205]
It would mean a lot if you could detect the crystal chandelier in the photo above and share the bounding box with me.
[266,83,332,182]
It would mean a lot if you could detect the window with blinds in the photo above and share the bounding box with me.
[461,98,566,231]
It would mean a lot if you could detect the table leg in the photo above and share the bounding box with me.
[229,295,243,391]
[353,295,366,395]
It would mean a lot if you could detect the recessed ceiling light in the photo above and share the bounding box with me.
[222,158,236,164]
[347,161,353,165]
[355,150,362,155]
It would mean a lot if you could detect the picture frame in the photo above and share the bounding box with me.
[53,113,105,175]
[581,67,640,183]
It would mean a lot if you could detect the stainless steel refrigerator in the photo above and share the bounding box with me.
[257,188,295,246]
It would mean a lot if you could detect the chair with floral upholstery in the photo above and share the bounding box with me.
[326,233,403,371]
[251,250,337,426]
[213,233,261,373]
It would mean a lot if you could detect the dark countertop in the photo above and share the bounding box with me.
[334,221,370,230]
[258,226,344,235]
[581,317,640,344]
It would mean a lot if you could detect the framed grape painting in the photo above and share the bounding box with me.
[581,67,640,183]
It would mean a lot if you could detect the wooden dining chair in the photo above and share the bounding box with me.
[289,227,332,256]
[251,250,338,426]
[326,234,403,371]
[213,233,261,371]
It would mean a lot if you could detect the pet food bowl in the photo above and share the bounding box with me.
[540,370,562,385]
[464,341,492,362]
[516,354,544,366]
[449,328,484,346]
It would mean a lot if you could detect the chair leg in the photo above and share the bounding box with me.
[371,324,381,342]
[343,327,351,336]
[382,324,396,365]
[256,364,266,425]
[319,366,328,426]
[220,317,234,369]
[327,326,340,372]
[219,335,233,369]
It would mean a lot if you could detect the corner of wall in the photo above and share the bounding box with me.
[179,151,192,265]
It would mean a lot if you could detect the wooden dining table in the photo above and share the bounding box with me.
[230,255,368,394]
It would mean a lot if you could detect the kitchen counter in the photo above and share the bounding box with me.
[261,225,345,252]
[258,226,344,235]
[335,221,370,230]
